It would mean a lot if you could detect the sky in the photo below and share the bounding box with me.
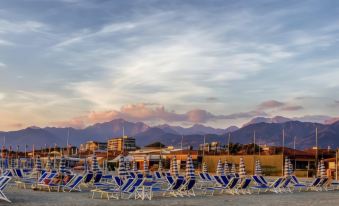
[0,0,339,131]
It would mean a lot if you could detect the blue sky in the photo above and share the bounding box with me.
[0,0,339,130]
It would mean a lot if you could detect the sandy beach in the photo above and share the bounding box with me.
[3,186,339,206]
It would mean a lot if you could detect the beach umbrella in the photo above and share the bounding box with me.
[284,157,290,177]
[143,157,149,175]
[35,156,42,172]
[224,160,230,175]
[171,156,179,177]
[16,157,21,169]
[239,157,246,178]
[255,160,262,176]
[10,158,15,169]
[158,160,163,171]
[320,159,326,178]
[118,155,127,177]
[91,152,100,173]
[185,155,195,179]
[231,162,236,174]
[46,155,52,171]
[202,162,208,173]
[132,161,138,172]
[59,154,66,174]
[125,160,130,172]
[216,159,224,175]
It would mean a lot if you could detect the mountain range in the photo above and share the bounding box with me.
[0,117,339,150]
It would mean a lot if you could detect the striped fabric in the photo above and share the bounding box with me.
[255,160,262,176]
[143,157,149,175]
[118,155,127,177]
[224,160,230,175]
[171,156,179,177]
[320,159,326,178]
[284,157,290,177]
[45,155,52,171]
[125,160,130,172]
[158,160,163,171]
[231,162,236,174]
[59,155,66,174]
[239,157,246,178]
[10,158,15,169]
[202,162,208,173]
[91,153,100,173]
[35,156,42,172]
[288,159,293,176]
[185,155,195,179]
[132,161,138,172]
[216,159,224,175]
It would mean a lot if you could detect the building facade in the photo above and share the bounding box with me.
[107,136,136,152]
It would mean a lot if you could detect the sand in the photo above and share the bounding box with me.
[2,185,339,206]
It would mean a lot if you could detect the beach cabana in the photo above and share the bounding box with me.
[185,155,195,179]
[239,157,246,178]
[216,159,224,175]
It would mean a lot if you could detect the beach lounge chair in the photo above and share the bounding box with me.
[278,177,292,193]
[162,177,185,197]
[63,175,83,192]
[178,178,196,197]
[237,178,252,194]
[251,177,284,194]
[307,177,322,191]
[290,176,307,191]
[315,177,330,191]
[259,175,268,185]
[0,176,12,202]
[81,172,94,188]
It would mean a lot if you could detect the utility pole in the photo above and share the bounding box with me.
[294,136,297,170]
[315,127,318,174]
[228,133,231,157]
[282,129,285,176]
[181,135,184,150]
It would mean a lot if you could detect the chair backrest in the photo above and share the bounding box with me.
[318,177,329,186]
[199,173,206,180]
[127,178,144,192]
[93,173,102,183]
[38,172,49,182]
[259,175,268,185]
[114,176,124,187]
[172,178,184,190]
[213,176,224,186]
[235,173,240,178]
[46,172,57,179]
[311,177,321,186]
[155,172,162,179]
[229,177,240,189]
[129,172,136,178]
[220,175,229,185]
[186,179,195,190]
[205,173,213,181]
[121,178,135,191]
[166,176,175,185]
[252,175,265,185]
[137,173,143,179]
[281,178,291,188]
[0,176,11,190]
[83,172,94,183]
[240,178,251,189]
[291,175,299,184]
[15,169,24,178]
[272,177,284,188]
[69,175,83,187]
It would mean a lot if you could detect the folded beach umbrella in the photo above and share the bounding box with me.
[125,160,130,172]
[35,156,42,172]
[143,157,149,175]
[158,160,163,171]
[231,162,236,174]
[185,155,195,179]
[59,154,66,174]
[216,159,224,175]
[320,159,326,178]
[10,158,15,169]
[132,161,138,172]
[171,155,179,177]
[91,152,100,173]
[118,155,127,177]
[45,155,52,171]
[224,160,230,175]
[202,162,208,173]
[17,157,21,169]
[239,157,246,178]
[255,160,262,176]
[284,157,290,177]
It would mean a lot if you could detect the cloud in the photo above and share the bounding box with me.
[257,100,285,110]
[51,103,267,128]
[0,62,6,68]
[281,105,304,111]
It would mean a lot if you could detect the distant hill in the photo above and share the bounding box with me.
[1,118,339,150]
